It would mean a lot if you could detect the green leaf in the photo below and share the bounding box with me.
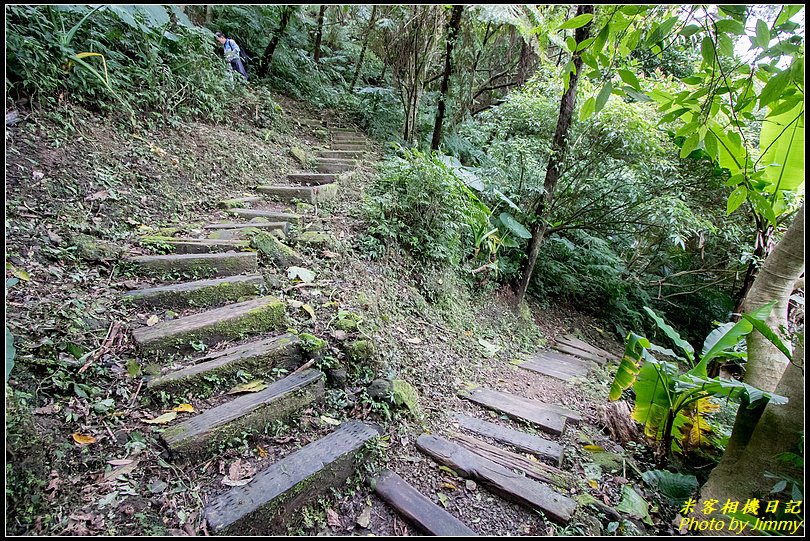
[580,96,596,121]
[759,69,792,109]
[498,212,531,239]
[592,23,610,53]
[680,133,700,159]
[643,307,694,362]
[693,302,775,375]
[741,315,792,361]
[726,185,748,214]
[680,25,700,37]
[575,37,595,52]
[618,69,640,91]
[632,359,678,440]
[755,19,770,48]
[703,130,718,159]
[616,485,654,526]
[700,36,715,66]
[559,13,593,31]
[701,322,737,358]
[287,266,316,283]
[641,470,698,505]
[759,99,804,195]
[714,18,745,35]
[595,81,613,112]
[608,333,649,400]
[6,326,15,383]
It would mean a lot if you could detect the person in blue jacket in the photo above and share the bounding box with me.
[215,31,248,81]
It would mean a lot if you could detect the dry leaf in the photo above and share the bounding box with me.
[405,337,422,344]
[107,459,133,467]
[86,189,110,201]
[331,330,348,341]
[72,433,96,445]
[326,508,343,529]
[146,315,159,326]
[256,446,269,459]
[227,380,268,395]
[588,479,599,489]
[322,250,340,259]
[301,304,316,321]
[584,445,605,453]
[441,482,458,491]
[221,475,252,487]
[356,506,372,529]
[172,403,195,413]
[229,460,244,481]
[32,170,45,181]
[320,415,341,426]
[143,411,177,424]
[34,403,59,415]
[103,460,139,481]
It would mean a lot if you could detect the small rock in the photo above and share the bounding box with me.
[326,368,348,389]
[366,378,392,400]
[465,480,477,491]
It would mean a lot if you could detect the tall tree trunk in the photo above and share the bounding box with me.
[313,5,326,63]
[742,204,804,392]
[512,5,593,307]
[349,5,377,91]
[259,7,292,77]
[431,5,464,151]
[205,5,213,24]
[690,335,804,534]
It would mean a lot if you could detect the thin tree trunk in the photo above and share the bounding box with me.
[513,5,593,307]
[349,5,377,91]
[431,5,464,151]
[742,204,804,392]
[205,5,213,24]
[313,5,326,63]
[259,7,292,77]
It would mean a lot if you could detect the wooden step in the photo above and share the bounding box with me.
[459,387,581,436]
[316,163,354,174]
[131,296,286,354]
[284,173,338,185]
[218,196,262,209]
[204,221,288,233]
[331,138,364,146]
[552,343,607,365]
[147,334,302,393]
[515,353,592,382]
[318,150,364,160]
[256,183,337,204]
[331,143,366,151]
[373,469,477,536]
[316,157,359,166]
[416,434,576,523]
[122,274,264,309]
[227,208,301,224]
[145,237,250,254]
[300,119,325,127]
[454,413,563,465]
[557,335,616,363]
[126,252,257,278]
[205,420,382,534]
[161,369,324,458]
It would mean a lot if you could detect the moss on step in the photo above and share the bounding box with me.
[344,339,374,364]
[391,379,419,413]
[72,233,126,261]
[251,232,303,267]
[296,231,331,245]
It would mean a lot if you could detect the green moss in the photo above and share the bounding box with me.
[251,232,303,267]
[299,333,327,354]
[391,379,419,413]
[335,312,361,332]
[344,339,374,365]
[73,233,126,261]
[296,231,332,246]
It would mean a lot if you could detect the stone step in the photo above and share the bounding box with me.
[416,434,576,523]
[147,334,302,394]
[131,296,286,354]
[331,143,366,151]
[123,274,264,310]
[331,137,365,145]
[316,157,359,166]
[373,469,477,536]
[515,352,593,382]
[218,196,262,209]
[284,173,338,186]
[318,150,364,160]
[315,162,355,174]
[161,369,324,458]
[454,413,563,466]
[227,208,301,225]
[204,221,288,233]
[142,237,250,254]
[126,252,258,279]
[205,420,382,534]
[256,184,338,205]
[459,387,582,436]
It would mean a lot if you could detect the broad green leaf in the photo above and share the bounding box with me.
[287,266,316,283]
[755,19,770,48]
[632,360,677,440]
[575,37,595,52]
[703,130,718,159]
[700,36,715,66]
[714,18,745,35]
[608,332,649,400]
[759,69,792,109]
[742,315,792,361]
[592,23,610,53]
[678,375,787,407]
[748,191,777,225]
[643,307,694,362]
[641,470,698,505]
[5,326,15,383]
[559,13,593,31]
[701,322,737,357]
[726,185,748,214]
[580,96,596,121]
[680,25,700,37]
[616,486,654,526]
[680,133,700,159]
[595,81,613,112]
[498,213,531,239]
[759,100,804,195]
[618,69,640,91]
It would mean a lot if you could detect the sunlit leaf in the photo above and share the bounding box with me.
[143,411,178,424]
[72,432,97,444]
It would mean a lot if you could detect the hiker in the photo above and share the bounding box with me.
[215,31,248,81]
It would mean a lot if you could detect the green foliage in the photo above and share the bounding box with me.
[608,304,788,456]
[6,5,253,123]
[6,326,16,383]
[641,469,698,506]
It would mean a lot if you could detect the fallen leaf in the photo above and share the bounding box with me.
[221,475,252,487]
[146,315,159,326]
[588,479,599,489]
[34,403,59,415]
[229,459,245,481]
[404,337,421,344]
[356,506,372,529]
[72,433,96,445]
[326,508,343,529]
[103,460,139,481]
[436,492,449,508]
[148,479,168,494]
[32,170,45,181]
[121,280,139,289]
[288,299,304,309]
[172,403,195,413]
[227,380,268,394]
[584,445,605,453]
[438,465,458,477]
[256,446,269,459]
[86,189,110,201]
[301,303,316,321]
[9,266,30,282]
[47,230,63,245]
[143,411,178,424]
[287,266,315,283]
[441,482,458,491]
[320,415,341,426]
[322,250,340,259]
[331,330,348,341]
[107,459,133,466]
